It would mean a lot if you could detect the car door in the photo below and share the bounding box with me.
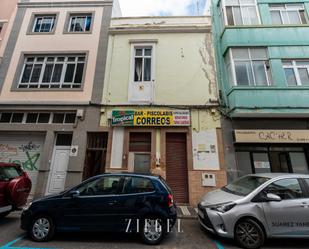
[59,175,122,232]
[117,176,156,232]
[0,169,10,210]
[262,178,309,236]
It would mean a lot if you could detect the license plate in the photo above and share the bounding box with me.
[198,209,204,219]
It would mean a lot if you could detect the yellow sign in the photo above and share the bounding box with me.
[111,110,190,126]
[235,130,309,143]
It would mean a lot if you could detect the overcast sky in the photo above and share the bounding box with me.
[118,0,207,16]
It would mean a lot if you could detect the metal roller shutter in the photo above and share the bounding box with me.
[166,133,189,204]
[0,133,45,195]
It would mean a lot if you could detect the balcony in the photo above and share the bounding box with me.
[221,25,309,54]
[226,86,309,117]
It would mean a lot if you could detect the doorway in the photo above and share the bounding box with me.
[83,132,108,180]
[45,133,72,195]
[128,132,151,174]
[166,133,189,204]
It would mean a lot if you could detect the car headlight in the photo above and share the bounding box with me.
[210,202,236,213]
[22,202,32,211]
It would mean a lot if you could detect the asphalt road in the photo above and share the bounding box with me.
[1,212,309,249]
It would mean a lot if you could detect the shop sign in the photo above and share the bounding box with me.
[235,130,309,143]
[111,110,190,127]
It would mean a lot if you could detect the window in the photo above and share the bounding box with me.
[0,112,75,124]
[264,178,303,200]
[0,113,24,123]
[304,178,309,188]
[225,48,272,86]
[55,133,73,146]
[270,4,307,25]
[11,113,24,123]
[133,47,152,82]
[283,60,309,86]
[68,14,92,32]
[19,55,85,89]
[76,176,121,196]
[0,166,23,181]
[122,177,155,194]
[224,0,259,26]
[32,15,56,33]
[222,175,270,196]
[53,113,76,124]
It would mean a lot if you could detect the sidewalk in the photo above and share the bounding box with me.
[177,205,197,219]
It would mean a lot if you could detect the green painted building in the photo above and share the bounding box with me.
[212,0,309,180]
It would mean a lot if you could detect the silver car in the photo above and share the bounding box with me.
[198,173,309,249]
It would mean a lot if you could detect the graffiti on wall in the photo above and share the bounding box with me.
[0,142,41,171]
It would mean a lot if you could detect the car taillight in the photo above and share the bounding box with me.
[167,194,174,208]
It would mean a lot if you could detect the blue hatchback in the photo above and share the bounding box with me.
[21,173,177,245]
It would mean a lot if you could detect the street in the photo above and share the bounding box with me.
[1,212,309,249]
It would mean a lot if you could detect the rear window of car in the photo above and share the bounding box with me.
[158,176,172,194]
[0,166,23,180]
[121,177,155,194]
[222,176,270,196]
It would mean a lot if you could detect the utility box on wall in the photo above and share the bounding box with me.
[202,173,216,187]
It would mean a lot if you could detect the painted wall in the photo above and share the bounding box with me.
[212,0,309,117]
[102,17,217,105]
[0,3,104,103]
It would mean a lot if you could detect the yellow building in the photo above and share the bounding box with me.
[99,16,227,205]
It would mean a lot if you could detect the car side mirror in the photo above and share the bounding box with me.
[69,190,80,198]
[266,193,281,202]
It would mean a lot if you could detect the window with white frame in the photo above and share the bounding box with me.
[283,60,309,86]
[18,55,86,89]
[68,14,92,32]
[224,0,260,26]
[133,47,152,82]
[225,48,272,86]
[270,4,307,25]
[32,15,56,33]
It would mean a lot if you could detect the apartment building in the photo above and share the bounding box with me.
[0,0,120,197]
[212,0,309,180]
[99,16,227,205]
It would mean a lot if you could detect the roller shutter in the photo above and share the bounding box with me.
[0,133,45,195]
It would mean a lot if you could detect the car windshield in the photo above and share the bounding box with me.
[222,176,270,196]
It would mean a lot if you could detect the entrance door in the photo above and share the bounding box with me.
[134,153,151,174]
[129,132,151,174]
[166,133,189,204]
[46,134,72,195]
[83,132,108,180]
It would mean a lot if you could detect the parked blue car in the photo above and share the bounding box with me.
[21,173,177,245]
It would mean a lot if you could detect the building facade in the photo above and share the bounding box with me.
[0,0,18,63]
[100,16,227,205]
[0,0,120,197]
[212,0,309,181]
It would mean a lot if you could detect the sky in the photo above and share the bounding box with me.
[118,0,207,17]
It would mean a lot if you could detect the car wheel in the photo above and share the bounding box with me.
[29,216,55,242]
[0,211,10,219]
[235,219,265,249]
[140,217,166,245]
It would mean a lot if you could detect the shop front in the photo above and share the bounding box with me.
[101,108,227,205]
[234,130,309,175]
[106,109,191,203]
